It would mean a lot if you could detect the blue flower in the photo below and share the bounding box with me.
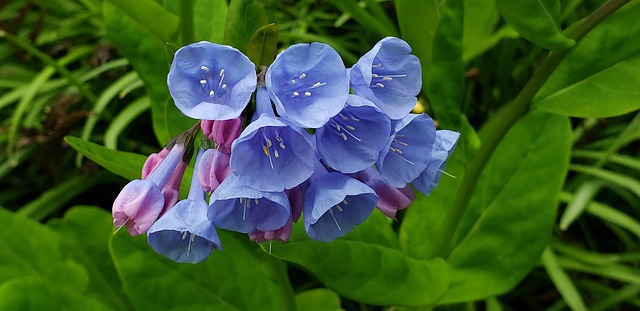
[376,113,436,188]
[230,87,315,192]
[412,130,460,195]
[265,42,349,128]
[147,149,222,264]
[304,171,378,242]
[349,37,422,119]
[316,95,391,173]
[168,41,256,120]
[209,174,291,233]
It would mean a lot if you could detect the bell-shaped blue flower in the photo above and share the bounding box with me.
[349,37,421,119]
[209,174,291,233]
[265,42,349,128]
[168,41,257,120]
[304,163,378,242]
[412,130,460,195]
[230,86,315,191]
[316,95,391,173]
[376,113,436,188]
[147,149,222,264]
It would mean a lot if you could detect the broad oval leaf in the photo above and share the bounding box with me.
[247,24,279,68]
[110,230,288,311]
[441,111,571,303]
[495,0,574,50]
[271,211,449,306]
[295,289,344,311]
[534,2,640,117]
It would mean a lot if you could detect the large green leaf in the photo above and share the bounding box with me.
[462,0,500,61]
[0,208,88,292]
[534,2,640,118]
[48,206,134,311]
[295,289,344,311]
[0,277,113,311]
[395,0,441,80]
[271,211,449,306]
[104,0,179,43]
[441,111,571,303]
[193,0,228,43]
[65,136,146,181]
[103,0,193,145]
[495,0,574,50]
[110,230,288,311]
[223,0,269,54]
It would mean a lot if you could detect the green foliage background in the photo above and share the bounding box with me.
[0,0,639,310]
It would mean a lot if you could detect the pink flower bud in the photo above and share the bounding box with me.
[197,148,231,193]
[112,179,165,236]
[201,120,216,140]
[357,167,414,218]
[212,118,243,154]
[141,146,188,214]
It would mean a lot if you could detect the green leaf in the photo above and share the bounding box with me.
[110,230,288,311]
[462,0,500,61]
[440,111,572,303]
[542,248,588,311]
[65,136,146,181]
[271,211,449,306]
[534,2,640,117]
[326,0,398,38]
[0,208,88,292]
[48,206,134,311]
[103,1,193,144]
[0,277,113,311]
[193,0,228,43]
[495,0,574,50]
[223,0,269,54]
[103,0,179,43]
[295,289,344,311]
[247,24,279,68]
[395,0,441,80]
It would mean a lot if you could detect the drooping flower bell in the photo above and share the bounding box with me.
[209,174,291,234]
[316,95,391,173]
[168,41,257,120]
[197,148,231,193]
[349,37,422,119]
[304,162,378,242]
[377,113,436,188]
[230,86,315,192]
[248,185,305,243]
[356,166,415,218]
[113,143,186,236]
[412,130,460,195]
[147,148,222,264]
[265,42,349,128]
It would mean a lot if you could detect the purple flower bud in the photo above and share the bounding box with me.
[212,118,243,154]
[168,41,257,120]
[249,219,293,243]
[197,148,231,193]
[113,179,165,236]
[356,167,415,218]
[141,145,188,214]
[350,37,422,119]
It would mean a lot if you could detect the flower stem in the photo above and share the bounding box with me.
[179,0,195,44]
[429,0,632,259]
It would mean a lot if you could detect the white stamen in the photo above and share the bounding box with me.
[274,149,279,158]
[276,135,282,142]
[372,73,379,78]
[299,73,306,79]
[336,124,342,131]
[266,138,272,147]
[311,82,326,88]
[328,209,342,231]
[291,80,296,85]
[200,65,209,71]
[293,91,299,97]
[182,231,188,240]
[439,169,458,179]
[383,77,393,81]
[342,133,348,141]
[376,83,385,88]
[209,90,214,97]
[187,233,194,256]
[255,199,259,205]
[200,79,207,85]
[394,140,408,146]
[342,199,348,205]
[279,142,286,149]
[347,125,355,131]
[351,117,360,122]
[336,204,343,212]
[219,68,225,77]
[339,113,348,121]
[222,84,227,89]
[373,63,382,68]
[114,218,129,234]
[304,91,311,97]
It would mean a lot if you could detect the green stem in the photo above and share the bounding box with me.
[179,0,195,44]
[268,256,297,311]
[429,0,632,258]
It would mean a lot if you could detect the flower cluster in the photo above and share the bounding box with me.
[112,38,459,263]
